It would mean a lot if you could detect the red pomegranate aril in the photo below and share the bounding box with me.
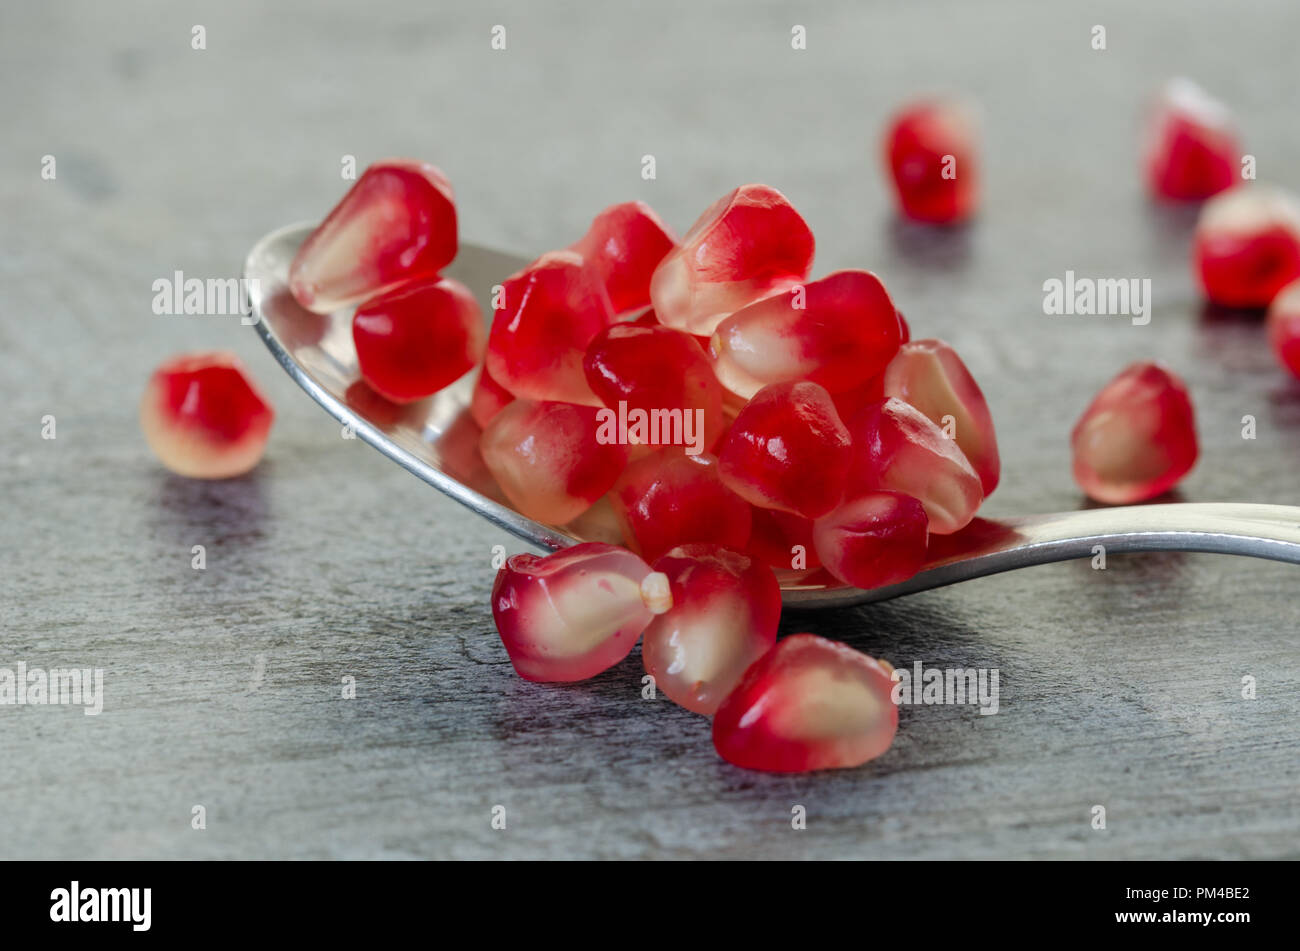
[885,100,978,225]
[469,361,514,429]
[650,184,815,336]
[570,201,678,315]
[896,309,911,344]
[140,351,274,479]
[846,397,982,535]
[486,250,614,405]
[351,277,484,404]
[492,543,671,682]
[878,339,1000,495]
[610,448,752,562]
[480,399,629,524]
[710,270,902,398]
[1266,280,1300,378]
[583,324,725,453]
[1071,361,1198,505]
[814,491,929,590]
[712,634,898,773]
[289,159,457,314]
[718,381,852,520]
[748,507,821,572]
[1194,185,1300,308]
[1145,79,1240,201]
[641,544,781,715]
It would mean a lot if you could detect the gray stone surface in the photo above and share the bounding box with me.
[2,0,1298,859]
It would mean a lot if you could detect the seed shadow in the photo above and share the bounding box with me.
[883,215,974,273]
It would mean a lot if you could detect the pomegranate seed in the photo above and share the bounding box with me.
[709,269,902,398]
[712,634,898,772]
[610,449,752,562]
[140,351,274,479]
[884,100,978,225]
[878,339,1000,495]
[641,544,781,715]
[830,374,885,423]
[814,491,928,590]
[748,507,821,572]
[569,201,678,314]
[480,399,629,524]
[1194,185,1300,308]
[486,250,614,405]
[1266,279,1300,378]
[583,324,724,452]
[649,184,815,336]
[351,277,484,404]
[845,397,982,535]
[289,159,457,314]
[469,361,514,429]
[627,307,661,328]
[492,543,671,682]
[1145,79,1240,201]
[718,381,852,519]
[1071,361,1198,504]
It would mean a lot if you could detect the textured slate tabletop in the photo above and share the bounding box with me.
[3,0,1298,859]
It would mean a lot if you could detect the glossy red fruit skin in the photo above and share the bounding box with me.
[718,381,852,519]
[885,100,978,225]
[469,362,514,429]
[845,397,982,535]
[878,339,1000,496]
[351,277,484,404]
[641,545,782,715]
[1145,79,1240,201]
[491,543,660,682]
[480,399,629,524]
[289,159,457,314]
[140,351,274,479]
[570,201,678,314]
[712,634,899,773]
[610,449,752,562]
[814,491,929,590]
[583,324,724,453]
[1070,361,1198,505]
[895,309,911,343]
[486,250,614,405]
[748,507,821,571]
[1194,186,1300,308]
[1266,280,1300,378]
[710,270,902,398]
[649,184,816,336]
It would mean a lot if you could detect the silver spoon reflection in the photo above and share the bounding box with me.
[245,223,1300,608]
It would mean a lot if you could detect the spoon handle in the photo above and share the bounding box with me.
[783,502,1300,608]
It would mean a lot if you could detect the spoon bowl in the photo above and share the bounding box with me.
[245,223,1300,607]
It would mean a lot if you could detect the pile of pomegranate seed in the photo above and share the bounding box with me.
[280,159,1007,770]
[285,162,1017,772]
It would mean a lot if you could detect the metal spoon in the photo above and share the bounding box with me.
[245,223,1300,608]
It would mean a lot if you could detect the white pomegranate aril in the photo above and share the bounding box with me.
[878,339,1000,495]
[709,269,901,399]
[479,399,629,524]
[1194,185,1300,308]
[492,543,670,682]
[650,184,815,336]
[1071,361,1198,504]
[140,351,274,479]
[289,159,458,314]
[712,634,898,773]
[641,544,781,715]
[846,397,982,535]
